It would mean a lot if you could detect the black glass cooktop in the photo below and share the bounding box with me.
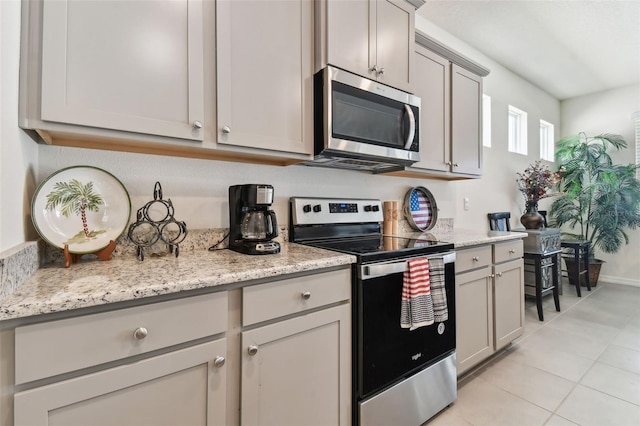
[305,234,454,262]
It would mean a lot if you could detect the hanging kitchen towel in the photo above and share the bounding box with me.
[400,258,435,330]
[429,257,448,323]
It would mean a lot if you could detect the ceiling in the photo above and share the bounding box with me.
[416,0,640,100]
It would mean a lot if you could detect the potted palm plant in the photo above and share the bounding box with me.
[549,133,640,286]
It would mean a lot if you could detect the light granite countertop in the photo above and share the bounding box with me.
[0,243,355,322]
[0,227,526,323]
[398,228,527,248]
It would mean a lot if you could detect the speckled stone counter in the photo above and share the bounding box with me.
[398,228,527,248]
[0,243,355,322]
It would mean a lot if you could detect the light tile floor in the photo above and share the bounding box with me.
[426,280,640,426]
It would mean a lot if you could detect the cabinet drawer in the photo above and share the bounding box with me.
[493,240,524,264]
[15,292,227,384]
[455,245,492,273]
[243,268,350,326]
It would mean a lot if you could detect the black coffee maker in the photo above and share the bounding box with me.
[229,184,281,255]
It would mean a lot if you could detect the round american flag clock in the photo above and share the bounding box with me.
[403,186,438,231]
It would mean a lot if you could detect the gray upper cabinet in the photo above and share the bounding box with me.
[451,64,483,176]
[388,39,487,179]
[37,0,204,141]
[316,0,415,93]
[216,0,314,156]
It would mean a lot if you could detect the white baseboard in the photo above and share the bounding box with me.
[598,274,640,288]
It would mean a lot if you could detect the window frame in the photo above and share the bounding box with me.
[508,105,528,155]
[539,119,555,161]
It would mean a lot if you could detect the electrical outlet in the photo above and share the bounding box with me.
[464,197,470,211]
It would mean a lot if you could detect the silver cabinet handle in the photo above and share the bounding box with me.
[496,272,503,277]
[213,356,225,368]
[193,120,203,129]
[378,67,385,75]
[445,161,452,166]
[301,291,311,300]
[369,65,378,73]
[489,274,495,278]
[472,256,480,262]
[248,345,259,356]
[403,104,416,150]
[453,163,459,167]
[222,126,231,134]
[509,249,516,254]
[133,327,148,340]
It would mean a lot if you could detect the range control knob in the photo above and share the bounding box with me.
[302,204,312,213]
[372,205,380,212]
[313,204,322,213]
[364,205,372,212]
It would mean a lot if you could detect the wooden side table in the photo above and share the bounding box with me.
[561,240,591,296]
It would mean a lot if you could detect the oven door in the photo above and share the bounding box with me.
[356,251,456,399]
[317,66,421,165]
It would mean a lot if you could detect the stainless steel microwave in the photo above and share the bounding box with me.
[303,66,421,173]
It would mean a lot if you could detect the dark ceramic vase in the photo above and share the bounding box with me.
[520,201,545,229]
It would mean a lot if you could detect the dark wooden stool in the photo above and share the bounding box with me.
[524,250,561,321]
[561,240,591,297]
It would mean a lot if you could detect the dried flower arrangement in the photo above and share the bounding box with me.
[516,160,564,203]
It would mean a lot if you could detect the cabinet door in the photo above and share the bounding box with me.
[456,266,493,375]
[14,339,227,426]
[494,259,525,350]
[40,0,204,141]
[323,0,372,79]
[241,304,351,426]
[216,0,313,155]
[374,0,414,92]
[411,45,450,172]
[451,64,483,175]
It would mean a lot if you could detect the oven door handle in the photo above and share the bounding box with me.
[361,251,456,279]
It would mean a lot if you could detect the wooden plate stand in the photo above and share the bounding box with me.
[63,240,116,268]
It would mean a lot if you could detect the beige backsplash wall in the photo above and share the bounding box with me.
[36,145,457,231]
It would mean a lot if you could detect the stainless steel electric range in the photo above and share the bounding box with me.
[289,197,457,426]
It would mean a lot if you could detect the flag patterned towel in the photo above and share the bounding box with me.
[429,257,448,322]
[401,258,435,330]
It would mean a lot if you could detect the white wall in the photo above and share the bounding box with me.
[0,0,38,253]
[560,84,640,285]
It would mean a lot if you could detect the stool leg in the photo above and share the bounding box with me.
[583,244,591,291]
[552,253,561,312]
[535,256,544,321]
[572,246,582,297]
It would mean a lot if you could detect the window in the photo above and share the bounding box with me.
[540,120,555,161]
[508,105,528,155]
[482,94,491,147]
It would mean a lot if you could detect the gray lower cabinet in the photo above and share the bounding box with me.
[240,269,351,426]
[455,240,524,375]
[14,339,227,426]
[8,268,352,426]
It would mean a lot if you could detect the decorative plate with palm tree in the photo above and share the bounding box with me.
[32,166,131,254]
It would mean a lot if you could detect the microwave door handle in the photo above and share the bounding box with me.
[403,104,416,150]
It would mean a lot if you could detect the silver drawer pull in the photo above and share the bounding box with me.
[509,249,516,254]
[248,345,259,356]
[472,256,480,261]
[301,291,311,300]
[133,327,148,340]
[496,272,503,277]
[213,356,226,368]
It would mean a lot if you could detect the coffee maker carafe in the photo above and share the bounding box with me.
[229,184,281,255]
